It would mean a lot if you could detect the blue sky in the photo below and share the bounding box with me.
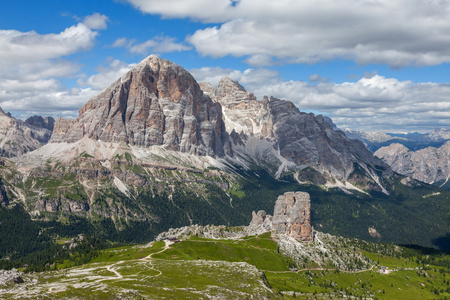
[1,0,449,132]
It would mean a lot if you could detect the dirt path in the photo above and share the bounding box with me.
[106,260,125,279]
[139,240,173,278]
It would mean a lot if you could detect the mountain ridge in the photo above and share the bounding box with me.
[375,141,450,189]
[0,55,448,253]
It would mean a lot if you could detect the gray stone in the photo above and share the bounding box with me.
[50,55,231,157]
[0,108,53,157]
[204,77,391,189]
[249,191,313,242]
[375,141,450,185]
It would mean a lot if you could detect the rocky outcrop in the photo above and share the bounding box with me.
[25,116,55,131]
[50,55,230,157]
[205,77,390,188]
[249,191,313,242]
[0,269,23,286]
[272,192,313,242]
[0,108,53,157]
[375,142,450,186]
[50,118,84,143]
[249,210,274,233]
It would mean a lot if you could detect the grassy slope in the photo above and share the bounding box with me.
[2,232,449,299]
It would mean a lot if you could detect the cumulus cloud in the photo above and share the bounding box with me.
[244,54,277,67]
[83,13,109,30]
[308,74,328,83]
[0,24,97,64]
[125,0,237,22]
[191,66,450,132]
[0,21,106,118]
[190,66,278,88]
[78,59,136,90]
[127,0,450,68]
[112,37,128,48]
[113,36,191,54]
[259,75,450,132]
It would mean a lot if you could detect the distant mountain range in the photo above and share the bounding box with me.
[0,108,54,157]
[344,128,450,152]
[375,141,450,190]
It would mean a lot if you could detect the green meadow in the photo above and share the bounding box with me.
[1,231,449,299]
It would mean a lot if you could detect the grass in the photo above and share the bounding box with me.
[2,231,450,299]
[154,233,291,271]
[91,241,165,263]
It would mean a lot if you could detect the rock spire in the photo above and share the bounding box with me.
[249,191,314,242]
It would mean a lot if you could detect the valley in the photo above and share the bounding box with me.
[0,55,449,299]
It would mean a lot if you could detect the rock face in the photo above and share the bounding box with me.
[249,191,313,242]
[205,77,390,189]
[0,108,53,157]
[272,192,313,242]
[249,210,274,233]
[50,55,230,157]
[25,115,55,132]
[44,57,391,191]
[375,142,450,186]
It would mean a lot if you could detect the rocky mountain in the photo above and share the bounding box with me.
[375,141,450,189]
[50,55,230,157]
[32,56,391,194]
[1,55,449,251]
[25,116,55,133]
[0,108,54,157]
[4,56,395,220]
[428,128,450,141]
[205,77,391,192]
[249,191,313,242]
[346,128,450,152]
[344,129,400,149]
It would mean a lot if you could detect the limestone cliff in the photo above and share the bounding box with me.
[205,77,391,190]
[249,191,313,242]
[50,55,230,157]
[375,142,450,187]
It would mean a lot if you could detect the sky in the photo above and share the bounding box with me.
[0,0,450,133]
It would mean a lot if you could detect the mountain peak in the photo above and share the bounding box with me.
[217,76,246,92]
[50,54,229,157]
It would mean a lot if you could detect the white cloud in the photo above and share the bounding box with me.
[83,13,109,30]
[78,59,136,90]
[190,66,450,132]
[309,74,328,83]
[125,0,237,22]
[190,66,278,88]
[112,37,128,48]
[113,36,191,55]
[127,0,450,68]
[0,24,97,64]
[0,21,106,118]
[244,54,276,67]
[258,75,450,132]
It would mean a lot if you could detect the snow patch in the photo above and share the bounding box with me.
[325,180,369,195]
[114,176,129,196]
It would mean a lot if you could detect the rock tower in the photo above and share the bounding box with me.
[249,191,313,242]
